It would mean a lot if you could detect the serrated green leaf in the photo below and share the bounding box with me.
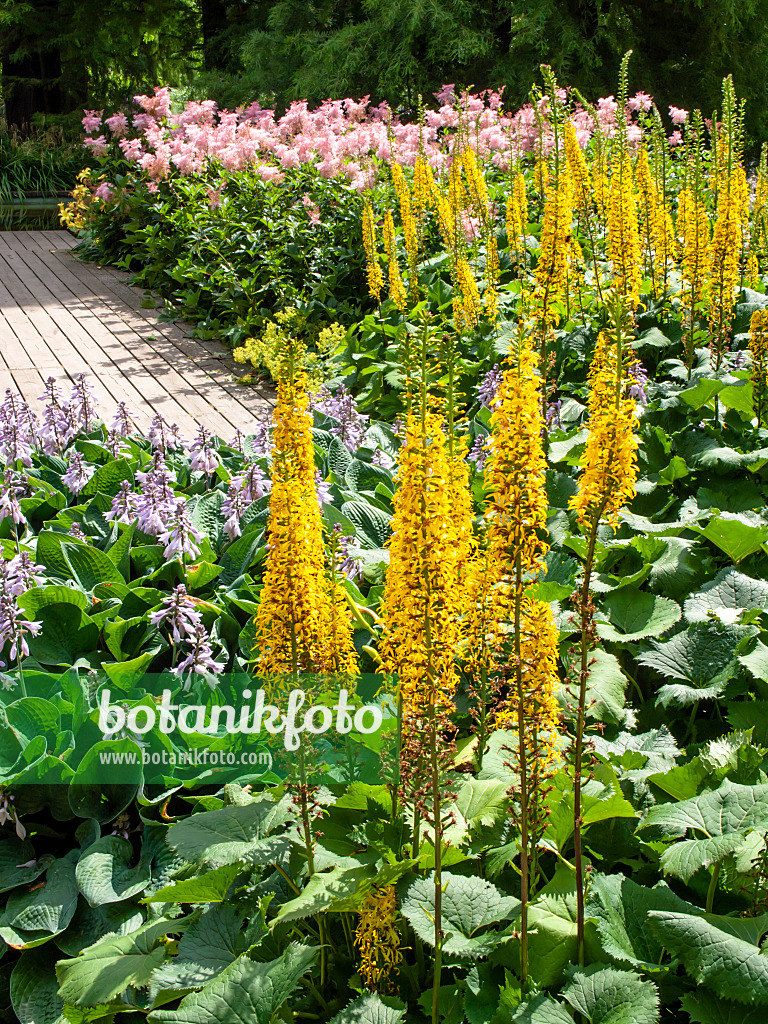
[648,911,768,1005]
[562,965,659,1023]
[145,864,242,904]
[596,589,680,643]
[511,995,574,1023]
[694,512,768,563]
[56,916,190,1006]
[328,994,406,1024]
[585,874,698,972]
[685,568,768,624]
[148,942,318,1024]
[166,796,294,868]
[639,779,768,881]
[148,904,245,1003]
[639,621,752,703]
[401,872,519,959]
[680,989,768,1023]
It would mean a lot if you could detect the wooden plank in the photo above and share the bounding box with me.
[11,367,46,408]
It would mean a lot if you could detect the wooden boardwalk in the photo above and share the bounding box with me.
[0,229,273,439]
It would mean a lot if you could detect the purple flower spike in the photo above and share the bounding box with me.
[477,365,503,409]
[157,499,203,561]
[62,451,94,495]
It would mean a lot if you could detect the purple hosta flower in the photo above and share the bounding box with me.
[5,554,45,597]
[729,349,748,371]
[157,500,203,562]
[331,524,362,581]
[149,584,203,643]
[69,522,89,543]
[38,377,74,454]
[0,469,25,525]
[313,384,368,451]
[628,361,648,406]
[546,400,563,430]
[248,414,272,458]
[62,451,94,495]
[230,429,244,455]
[0,561,42,662]
[0,389,38,466]
[371,448,394,469]
[477,365,503,408]
[135,452,176,535]
[148,414,183,453]
[468,434,492,471]
[222,462,271,541]
[109,402,137,437]
[69,374,98,434]
[105,430,129,459]
[188,424,220,474]
[171,622,225,690]
[0,792,26,840]
[315,471,332,508]
[106,480,139,524]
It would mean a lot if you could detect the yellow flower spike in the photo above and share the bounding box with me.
[607,153,642,307]
[253,367,357,676]
[354,885,402,993]
[362,203,384,302]
[570,327,640,531]
[382,209,408,312]
[534,170,572,323]
[563,120,591,214]
[749,309,768,426]
[706,167,744,363]
[455,259,482,331]
[379,409,467,721]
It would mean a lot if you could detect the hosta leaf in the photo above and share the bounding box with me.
[11,947,63,1024]
[596,589,680,643]
[684,568,768,624]
[639,779,768,881]
[56,916,191,1006]
[0,857,79,949]
[80,459,134,498]
[166,795,294,867]
[648,911,768,1005]
[400,872,519,959]
[61,541,124,591]
[75,836,152,907]
[562,965,660,1023]
[148,943,318,1024]
[25,604,100,667]
[329,994,406,1024]
[0,835,53,894]
[585,874,698,972]
[340,500,391,548]
[55,900,145,957]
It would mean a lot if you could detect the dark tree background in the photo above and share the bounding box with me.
[3,1,768,139]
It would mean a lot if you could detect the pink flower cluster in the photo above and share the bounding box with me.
[82,84,671,194]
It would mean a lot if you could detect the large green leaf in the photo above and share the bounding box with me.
[511,995,574,1023]
[684,568,768,624]
[55,900,145,957]
[562,965,659,1023]
[648,911,768,1005]
[0,857,78,949]
[10,947,63,1024]
[148,943,318,1024]
[145,865,242,904]
[639,779,768,882]
[400,872,519,959]
[585,874,698,972]
[596,589,680,643]
[56,916,190,1006]
[25,604,100,667]
[0,835,53,894]
[693,512,768,564]
[61,540,125,591]
[166,795,294,868]
[340,500,391,548]
[273,863,370,924]
[680,989,768,1023]
[329,994,406,1024]
[638,621,753,707]
[148,904,245,1003]
[75,836,152,907]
